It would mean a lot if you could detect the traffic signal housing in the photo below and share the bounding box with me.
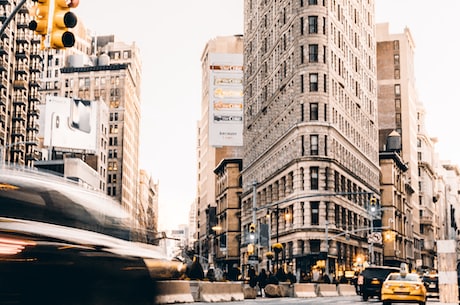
[50,0,79,49]
[29,0,50,47]
[370,196,377,213]
[249,223,256,241]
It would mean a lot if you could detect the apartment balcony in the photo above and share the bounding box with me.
[0,89,5,105]
[26,122,39,132]
[13,93,27,106]
[16,32,30,42]
[0,0,10,5]
[25,136,38,144]
[30,77,41,88]
[26,151,41,162]
[10,142,25,152]
[12,109,26,122]
[13,79,27,90]
[0,58,7,71]
[15,50,28,60]
[18,4,29,14]
[30,92,40,102]
[30,62,41,73]
[0,12,6,23]
[15,62,29,75]
[0,77,7,89]
[28,107,40,118]
[11,125,26,136]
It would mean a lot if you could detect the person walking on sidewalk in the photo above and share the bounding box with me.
[257,268,268,297]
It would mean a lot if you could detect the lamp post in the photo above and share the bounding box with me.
[212,225,222,268]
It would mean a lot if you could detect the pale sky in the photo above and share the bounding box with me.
[75,1,460,230]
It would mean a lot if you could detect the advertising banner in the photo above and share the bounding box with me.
[43,96,97,151]
[208,53,244,147]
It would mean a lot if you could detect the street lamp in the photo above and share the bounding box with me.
[211,225,222,266]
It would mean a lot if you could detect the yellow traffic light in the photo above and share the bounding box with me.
[249,223,256,234]
[370,196,377,213]
[29,0,50,47]
[247,244,255,255]
[50,0,79,49]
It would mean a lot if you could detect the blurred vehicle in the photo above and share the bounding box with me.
[381,270,427,305]
[421,273,439,299]
[0,165,186,305]
[358,265,399,301]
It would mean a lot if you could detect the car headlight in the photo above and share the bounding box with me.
[0,236,36,255]
[143,258,187,280]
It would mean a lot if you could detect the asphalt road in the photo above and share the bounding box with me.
[182,295,450,305]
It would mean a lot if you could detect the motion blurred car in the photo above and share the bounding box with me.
[358,265,399,300]
[381,268,427,305]
[421,273,439,299]
[0,165,186,305]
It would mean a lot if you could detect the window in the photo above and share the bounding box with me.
[394,54,400,66]
[300,74,304,93]
[394,84,401,96]
[309,0,318,4]
[300,17,304,35]
[311,201,319,225]
[310,135,319,155]
[310,103,318,120]
[308,16,318,33]
[309,73,318,91]
[310,240,320,253]
[310,166,319,190]
[309,44,318,62]
[300,45,304,64]
[109,124,118,134]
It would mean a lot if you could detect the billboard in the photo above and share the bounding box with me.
[43,96,98,151]
[208,53,244,147]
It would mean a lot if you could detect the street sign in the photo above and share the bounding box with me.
[368,232,382,244]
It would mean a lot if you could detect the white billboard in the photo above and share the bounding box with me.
[43,96,98,151]
[208,53,244,147]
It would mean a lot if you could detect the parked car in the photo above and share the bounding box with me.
[421,273,439,299]
[0,165,186,305]
[358,265,399,301]
[381,271,427,305]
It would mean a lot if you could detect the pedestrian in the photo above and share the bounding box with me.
[257,268,268,297]
[286,271,296,284]
[206,265,216,282]
[228,263,241,281]
[267,270,279,285]
[248,265,257,288]
[187,255,204,280]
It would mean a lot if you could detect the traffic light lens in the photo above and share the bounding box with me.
[61,31,75,47]
[63,12,77,28]
[29,20,38,31]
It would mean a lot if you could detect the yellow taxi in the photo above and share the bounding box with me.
[381,264,427,305]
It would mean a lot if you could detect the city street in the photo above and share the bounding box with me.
[183,296,447,305]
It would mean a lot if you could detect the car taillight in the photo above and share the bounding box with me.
[0,236,36,255]
[371,278,380,284]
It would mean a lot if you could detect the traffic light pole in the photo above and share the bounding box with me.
[0,0,27,36]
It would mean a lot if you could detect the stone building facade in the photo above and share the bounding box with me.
[241,0,380,278]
